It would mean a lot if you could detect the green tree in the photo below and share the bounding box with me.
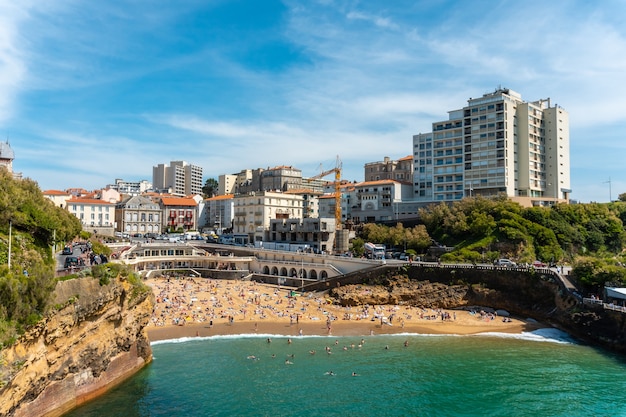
[202,178,219,198]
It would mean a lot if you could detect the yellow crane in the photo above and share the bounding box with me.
[306,156,342,230]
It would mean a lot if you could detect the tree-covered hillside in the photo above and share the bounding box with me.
[0,169,82,346]
[419,196,626,264]
[355,196,626,291]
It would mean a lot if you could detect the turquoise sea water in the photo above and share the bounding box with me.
[65,329,626,417]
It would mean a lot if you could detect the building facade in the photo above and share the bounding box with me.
[43,190,71,209]
[260,165,302,192]
[153,160,203,196]
[364,155,414,182]
[115,195,162,235]
[266,217,336,254]
[233,191,304,243]
[413,87,570,207]
[107,178,152,195]
[200,194,235,234]
[66,198,115,233]
[350,180,413,223]
[159,196,198,232]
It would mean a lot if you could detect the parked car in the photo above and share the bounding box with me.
[532,260,547,268]
[494,258,517,267]
[64,256,81,268]
[62,245,73,255]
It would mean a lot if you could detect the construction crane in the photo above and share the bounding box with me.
[306,156,342,230]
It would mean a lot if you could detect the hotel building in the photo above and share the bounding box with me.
[413,88,570,207]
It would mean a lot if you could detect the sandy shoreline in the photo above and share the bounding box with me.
[145,277,543,342]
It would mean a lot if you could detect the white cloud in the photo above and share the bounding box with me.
[346,11,398,30]
[0,2,28,123]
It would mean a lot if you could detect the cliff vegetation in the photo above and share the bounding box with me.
[0,170,82,347]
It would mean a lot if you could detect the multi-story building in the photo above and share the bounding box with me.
[221,166,307,196]
[43,190,71,209]
[266,217,337,254]
[218,174,238,195]
[233,191,304,243]
[285,189,323,218]
[107,178,152,196]
[260,165,302,192]
[200,194,234,233]
[115,195,162,235]
[364,155,413,182]
[66,197,115,234]
[413,87,570,206]
[350,180,413,224]
[153,160,203,196]
[159,196,198,232]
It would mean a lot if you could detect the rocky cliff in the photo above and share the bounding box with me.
[328,267,626,355]
[0,276,155,417]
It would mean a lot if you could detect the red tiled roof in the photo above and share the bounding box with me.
[160,197,197,206]
[354,179,400,187]
[43,190,69,195]
[66,198,114,205]
[205,194,234,201]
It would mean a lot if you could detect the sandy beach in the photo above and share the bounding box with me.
[145,276,541,342]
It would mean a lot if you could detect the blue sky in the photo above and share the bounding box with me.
[1,0,625,203]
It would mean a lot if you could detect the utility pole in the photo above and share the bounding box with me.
[604,177,612,202]
[7,218,12,270]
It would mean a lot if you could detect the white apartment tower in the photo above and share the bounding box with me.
[153,160,203,196]
[413,88,570,206]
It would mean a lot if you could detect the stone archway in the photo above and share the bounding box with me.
[280,267,288,276]
[310,270,318,279]
[271,266,279,275]
[290,268,298,277]
[263,266,270,274]
[320,270,328,280]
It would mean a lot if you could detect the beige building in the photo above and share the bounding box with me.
[364,155,413,182]
[66,198,115,234]
[285,188,322,218]
[260,165,302,192]
[115,195,162,235]
[43,190,71,209]
[233,191,304,243]
[413,87,570,206]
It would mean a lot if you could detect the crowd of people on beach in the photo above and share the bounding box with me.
[146,276,506,332]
